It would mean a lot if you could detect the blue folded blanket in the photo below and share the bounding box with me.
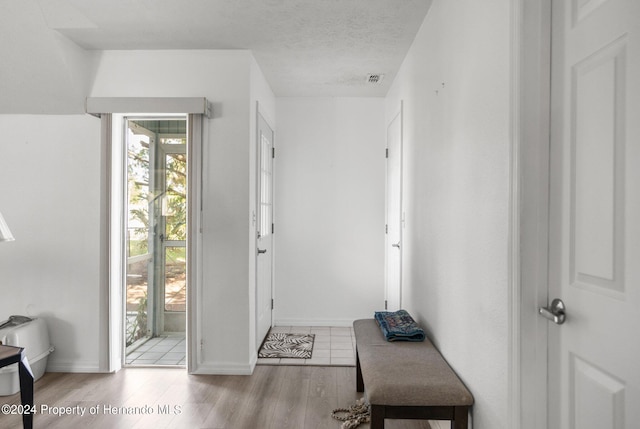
[374,309,425,342]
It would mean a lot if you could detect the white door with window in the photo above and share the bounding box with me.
[545,0,640,427]
[256,113,274,348]
[385,105,403,311]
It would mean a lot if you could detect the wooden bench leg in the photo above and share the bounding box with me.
[370,404,385,429]
[356,348,364,392]
[451,406,468,429]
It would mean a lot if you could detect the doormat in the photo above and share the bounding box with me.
[258,332,315,359]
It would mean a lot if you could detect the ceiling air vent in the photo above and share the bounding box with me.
[367,74,385,84]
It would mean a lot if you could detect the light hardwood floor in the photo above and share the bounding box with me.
[0,366,434,429]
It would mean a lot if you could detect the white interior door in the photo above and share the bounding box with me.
[547,0,640,427]
[256,113,274,348]
[385,106,403,311]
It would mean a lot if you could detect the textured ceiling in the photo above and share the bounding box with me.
[37,0,433,97]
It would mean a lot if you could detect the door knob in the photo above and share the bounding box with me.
[539,298,566,325]
[257,248,267,255]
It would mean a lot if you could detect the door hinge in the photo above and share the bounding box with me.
[272,223,275,234]
[385,300,388,310]
[271,299,274,310]
[272,147,275,158]
[385,148,389,158]
[385,224,388,234]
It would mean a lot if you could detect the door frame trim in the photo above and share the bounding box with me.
[512,0,552,427]
[99,111,204,373]
[186,114,204,374]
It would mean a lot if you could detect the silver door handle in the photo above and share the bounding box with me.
[257,248,267,255]
[539,298,566,325]
[392,242,400,248]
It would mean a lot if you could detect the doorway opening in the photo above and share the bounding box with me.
[124,116,188,366]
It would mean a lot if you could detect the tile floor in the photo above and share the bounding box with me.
[257,326,356,366]
[125,333,186,366]
[124,326,355,367]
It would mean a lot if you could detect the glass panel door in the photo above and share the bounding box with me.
[159,141,187,332]
[125,122,156,352]
[124,118,188,366]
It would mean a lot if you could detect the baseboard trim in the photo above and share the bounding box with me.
[191,361,254,375]
[46,361,103,373]
[273,318,354,327]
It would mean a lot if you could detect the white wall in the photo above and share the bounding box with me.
[0,0,96,114]
[274,97,385,326]
[0,49,276,374]
[385,1,512,428]
[0,115,102,371]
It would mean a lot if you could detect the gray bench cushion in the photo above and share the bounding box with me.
[354,319,473,407]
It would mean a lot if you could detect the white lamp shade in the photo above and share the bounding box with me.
[0,212,15,242]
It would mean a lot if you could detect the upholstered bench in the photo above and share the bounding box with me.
[353,319,473,429]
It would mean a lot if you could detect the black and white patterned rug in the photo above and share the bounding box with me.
[258,332,315,359]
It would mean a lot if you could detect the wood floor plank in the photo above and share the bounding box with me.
[0,365,434,429]
[234,365,284,428]
[304,395,340,429]
[308,366,338,398]
[270,373,310,429]
[200,372,254,428]
[336,365,362,408]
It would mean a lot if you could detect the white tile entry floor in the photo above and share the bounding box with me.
[257,326,356,366]
[125,333,186,366]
